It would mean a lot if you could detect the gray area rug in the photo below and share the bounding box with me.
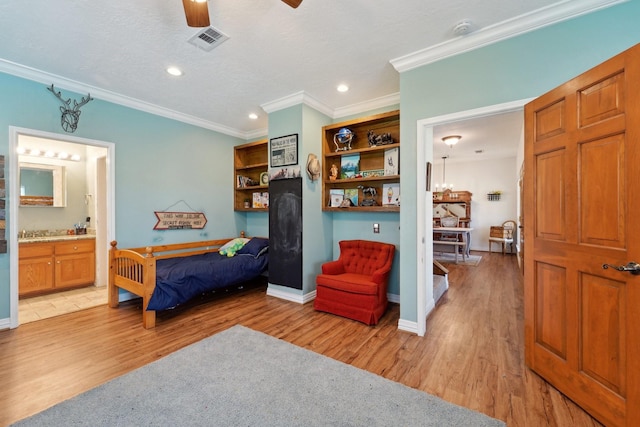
[434,253,482,266]
[14,325,504,426]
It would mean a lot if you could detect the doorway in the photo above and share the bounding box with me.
[415,99,530,335]
[8,127,115,328]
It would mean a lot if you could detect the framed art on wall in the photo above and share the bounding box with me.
[270,134,298,167]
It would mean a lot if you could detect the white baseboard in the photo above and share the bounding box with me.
[387,293,400,304]
[0,317,12,331]
[266,285,316,304]
[397,318,418,334]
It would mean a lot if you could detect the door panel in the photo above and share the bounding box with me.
[579,134,625,247]
[525,43,640,426]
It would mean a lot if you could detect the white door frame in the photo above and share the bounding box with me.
[8,127,116,328]
[415,99,531,335]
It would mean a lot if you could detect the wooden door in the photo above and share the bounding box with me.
[524,44,640,426]
[518,163,524,274]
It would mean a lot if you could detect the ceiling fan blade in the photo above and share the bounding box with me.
[281,0,302,8]
[182,0,210,27]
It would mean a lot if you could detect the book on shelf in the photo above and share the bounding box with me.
[340,153,360,179]
[237,175,258,188]
[330,189,344,207]
[261,192,269,208]
[344,188,358,207]
[383,147,399,176]
[382,183,400,206]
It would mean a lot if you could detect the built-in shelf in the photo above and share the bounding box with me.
[322,111,400,212]
[234,140,268,211]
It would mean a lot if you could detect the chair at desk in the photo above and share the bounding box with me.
[434,216,466,262]
[488,220,517,255]
[438,216,459,241]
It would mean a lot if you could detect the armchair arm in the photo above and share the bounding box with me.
[321,259,345,275]
[371,268,391,286]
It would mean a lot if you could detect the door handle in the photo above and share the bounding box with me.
[602,262,640,275]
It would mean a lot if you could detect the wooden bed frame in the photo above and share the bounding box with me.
[108,233,245,329]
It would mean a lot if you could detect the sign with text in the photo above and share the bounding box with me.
[153,211,207,230]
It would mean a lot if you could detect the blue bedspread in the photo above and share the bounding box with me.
[147,252,268,311]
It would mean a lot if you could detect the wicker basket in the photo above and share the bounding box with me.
[490,226,508,238]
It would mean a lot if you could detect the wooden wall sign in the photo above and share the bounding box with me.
[153,211,207,230]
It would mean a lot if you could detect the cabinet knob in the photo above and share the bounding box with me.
[73,246,78,250]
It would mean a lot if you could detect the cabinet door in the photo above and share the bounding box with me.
[55,252,95,288]
[19,256,54,296]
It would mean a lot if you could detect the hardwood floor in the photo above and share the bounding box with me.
[0,252,602,426]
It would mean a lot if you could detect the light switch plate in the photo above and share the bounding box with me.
[373,223,380,233]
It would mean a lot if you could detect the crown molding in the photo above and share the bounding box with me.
[0,58,249,139]
[391,0,628,72]
[333,93,400,119]
[260,90,334,118]
[261,90,400,121]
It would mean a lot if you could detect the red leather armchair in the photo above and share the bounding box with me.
[314,240,396,325]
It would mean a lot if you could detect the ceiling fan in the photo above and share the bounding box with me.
[182,0,302,27]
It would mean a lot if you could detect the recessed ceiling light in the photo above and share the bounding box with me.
[249,113,258,120]
[337,84,349,93]
[166,67,183,76]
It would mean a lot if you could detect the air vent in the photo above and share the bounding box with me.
[188,26,229,52]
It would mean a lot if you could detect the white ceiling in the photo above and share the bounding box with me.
[0,0,622,143]
[433,110,524,163]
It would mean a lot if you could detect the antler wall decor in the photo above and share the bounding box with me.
[47,84,93,133]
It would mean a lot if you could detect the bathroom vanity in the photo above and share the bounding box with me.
[19,235,95,297]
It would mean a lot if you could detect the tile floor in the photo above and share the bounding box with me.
[19,285,108,324]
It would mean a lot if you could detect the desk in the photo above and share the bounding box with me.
[433,227,473,263]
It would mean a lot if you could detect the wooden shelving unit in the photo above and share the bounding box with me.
[432,190,473,227]
[322,110,400,212]
[234,139,268,212]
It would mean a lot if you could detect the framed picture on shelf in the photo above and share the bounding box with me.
[384,147,399,176]
[340,153,360,179]
[382,183,400,206]
[344,188,358,206]
[330,189,344,207]
[270,134,298,167]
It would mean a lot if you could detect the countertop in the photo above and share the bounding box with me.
[18,235,96,244]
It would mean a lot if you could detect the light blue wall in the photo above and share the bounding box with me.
[301,105,333,294]
[0,72,243,320]
[265,104,333,296]
[398,0,640,322]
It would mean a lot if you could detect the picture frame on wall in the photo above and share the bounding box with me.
[270,134,298,167]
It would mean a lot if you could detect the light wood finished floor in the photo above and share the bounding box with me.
[0,252,602,426]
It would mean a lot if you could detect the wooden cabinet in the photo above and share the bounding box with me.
[234,139,268,211]
[322,110,400,212]
[19,238,95,297]
[19,243,54,295]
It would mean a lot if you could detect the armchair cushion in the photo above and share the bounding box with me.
[314,240,395,325]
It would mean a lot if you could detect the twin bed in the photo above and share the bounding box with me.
[108,234,268,328]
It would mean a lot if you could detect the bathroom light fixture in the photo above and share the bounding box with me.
[337,84,349,93]
[248,113,258,120]
[17,146,82,161]
[442,135,461,147]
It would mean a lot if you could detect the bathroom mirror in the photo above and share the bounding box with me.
[19,162,67,207]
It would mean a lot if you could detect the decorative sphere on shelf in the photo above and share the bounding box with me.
[333,127,354,151]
